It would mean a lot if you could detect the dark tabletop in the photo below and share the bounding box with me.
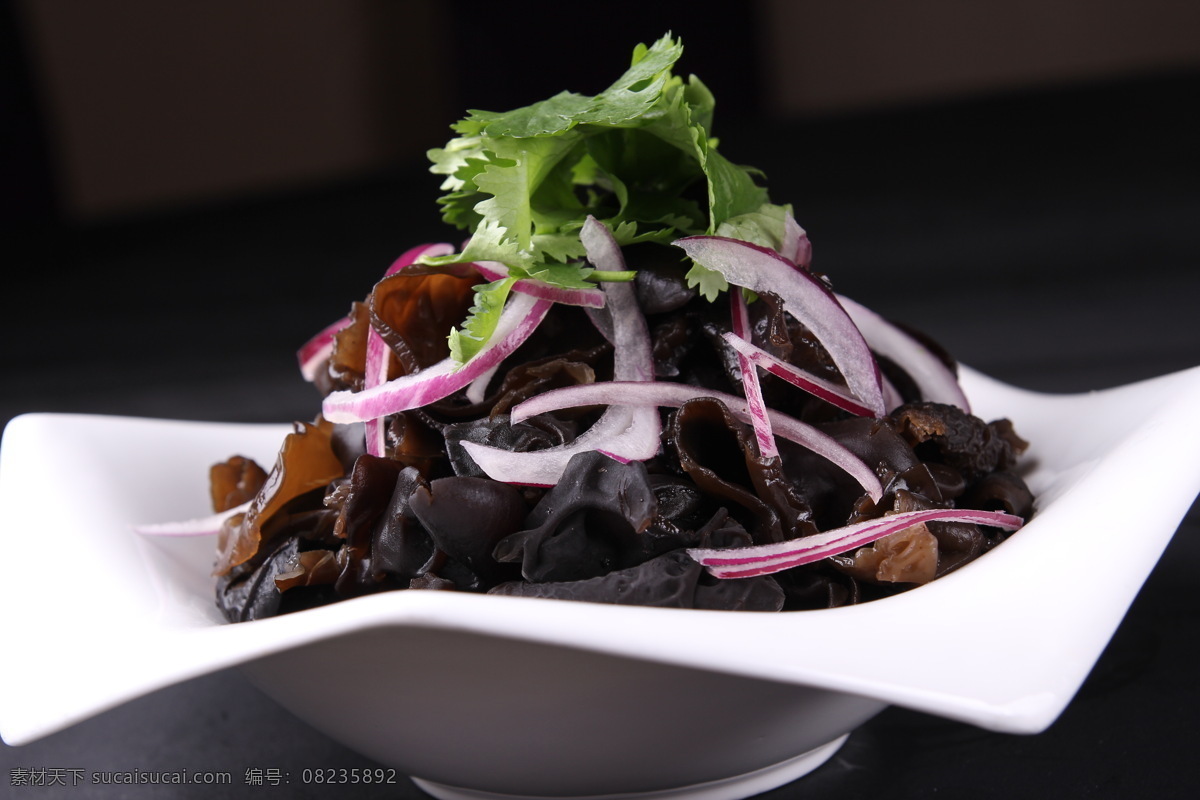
[3,72,1199,799]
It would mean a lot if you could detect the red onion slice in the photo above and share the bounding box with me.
[296,243,457,383]
[367,242,460,453]
[322,292,553,423]
[689,508,1024,578]
[461,407,659,486]
[836,293,971,412]
[781,211,812,269]
[133,501,251,537]
[881,373,905,412]
[720,332,877,417]
[585,303,616,347]
[362,328,392,457]
[674,236,885,416]
[297,317,351,382]
[730,291,778,459]
[460,218,661,486]
[465,362,502,405]
[387,242,456,276]
[510,381,884,502]
[579,217,654,382]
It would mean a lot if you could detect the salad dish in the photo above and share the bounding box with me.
[4,35,1198,800]
[165,35,1030,622]
[2,364,1199,799]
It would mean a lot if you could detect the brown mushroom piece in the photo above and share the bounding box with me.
[889,402,1028,482]
[215,418,345,575]
[209,455,268,513]
[665,396,816,545]
[369,265,480,376]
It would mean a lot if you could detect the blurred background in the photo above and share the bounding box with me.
[3,0,1199,427]
[8,0,1199,221]
[2,3,1200,798]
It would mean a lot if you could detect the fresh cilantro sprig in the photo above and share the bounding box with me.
[424,33,791,363]
[447,276,517,365]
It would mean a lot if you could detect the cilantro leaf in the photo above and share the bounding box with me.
[705,150,770,227]
[462,91,593,138]
[424,33,777,363]
[715,203,795,252]
[685,263,729,302]
[448,277,518,364]
[530,233,588,266]
[462,35,683,138]
[525,260,595,288]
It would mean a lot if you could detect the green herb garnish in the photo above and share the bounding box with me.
[425,33,788,363]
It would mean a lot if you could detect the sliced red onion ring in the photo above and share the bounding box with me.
[730,291,778,459]
[674,236,885,416]
[585,303,616,347]
[689,508,1023,578]
[781,211,812,269]
[388,242,456,276]
[465,362,502,405]
[133,501,251,537]
[461,217,660,486]
[297,317,352,382]
[836,294,971,413]
[720,332,877,418]
[473,260,606,308]
[509,381,884,502]
[461,407,659,486]
[362,328,392,457]
[296,243,457,383]
[880,373,905,412]
[579,217,654,383]
[322,292,553,423]
[366,242,460,454]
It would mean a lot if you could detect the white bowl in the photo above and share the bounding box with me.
[2,365,1199,800]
